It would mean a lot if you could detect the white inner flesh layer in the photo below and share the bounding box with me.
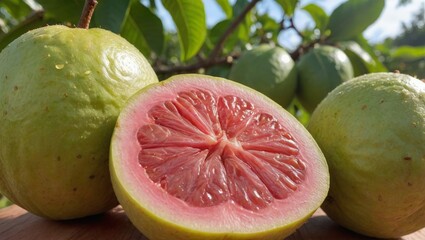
[137,89,306,211]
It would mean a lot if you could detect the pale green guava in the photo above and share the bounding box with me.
[308,72,425,238]
[0,25,158,219]
[228,45,298,108]
[296,45,353,113]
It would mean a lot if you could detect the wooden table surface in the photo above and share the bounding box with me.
[0,204,424,240]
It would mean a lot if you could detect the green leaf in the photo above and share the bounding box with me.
[256,13,280,42]
[391,46,425,60]
[0,11,47,51]
[302,3,328,32]
[232,0,253,42]
[37,0,84,25]
[208,19,246,54]
[161,0,206,61]
[353,35,387,72]
[275,0,298,17]
[338,41,376,76]
[94,0,131,33]
[232,0,249,16]
[0,0,33,21]
[120,1,164,56]
[215,0,233,18]
[327,0,385,41]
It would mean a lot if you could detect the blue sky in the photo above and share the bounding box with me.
[155,0,425,51]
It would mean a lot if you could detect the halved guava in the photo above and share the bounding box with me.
[110,74,329,240]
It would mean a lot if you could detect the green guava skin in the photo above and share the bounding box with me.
[0,25,158,219]
[308,73,425,238]
[228,45,298,108]
[296,45,353,113]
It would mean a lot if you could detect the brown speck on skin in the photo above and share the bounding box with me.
[63,93,68,97]
[89,175,95,180]
[404,156,412,161]
[57,156,61,161]
[361,105,367,110]
[13,86,18,91]
[380,99,385,104]
[378,195,383,201]
[5,75,7,79]
[3,111,7,116]
[45,106,49,112]
[408,182,413,186]
[73,187,77,192]
[77,154,82,159]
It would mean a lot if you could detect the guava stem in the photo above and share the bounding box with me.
[77,0,98,29]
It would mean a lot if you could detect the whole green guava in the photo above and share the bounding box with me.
[296,45,353,113]
[0,25,158,219]
[228,44,298,108]
[308,73,425,238]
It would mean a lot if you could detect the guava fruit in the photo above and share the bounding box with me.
[0,25,158,219]
[110,74,329,240]
[228,45,298,108]
[307,72,425,238]
[296,45,353,113]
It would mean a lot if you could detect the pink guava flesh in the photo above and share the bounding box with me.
[111,74,329,233]
[137,90,306,211]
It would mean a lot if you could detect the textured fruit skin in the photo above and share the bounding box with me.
[308,73,425,238]
[110,74,329,240]
[296,45,353,113]
[228,45,297,108]
[0,25,158,219]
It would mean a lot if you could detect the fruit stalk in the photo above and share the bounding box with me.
[78,0,98,29]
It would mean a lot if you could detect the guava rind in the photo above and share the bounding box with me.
[228,45,298,108]
[296,45,353,113]
[110,74,329,240]
[308,72,425,238]
[0,25,158,219]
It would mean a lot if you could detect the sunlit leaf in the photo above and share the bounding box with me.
[121,1,164,56]
[338,41,376,76]
[275,0,298,17]
[391,46,425,60]
[327,0,385,41]
[161,0,206,61]
[215,0,232,18]
[353,35,387,72]
[302,3,328,32]
[0,0,33,21]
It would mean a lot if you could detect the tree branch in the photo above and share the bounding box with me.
[154,0,261,75]
[155,54,238,75]
[290,38,322,61]
[289,18,304,38]
[209,0,261,60]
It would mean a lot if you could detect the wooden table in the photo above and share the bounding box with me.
[0,205,424,239]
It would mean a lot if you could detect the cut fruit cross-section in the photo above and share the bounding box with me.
[110,74,329,240]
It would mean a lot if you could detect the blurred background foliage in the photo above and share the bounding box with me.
[0,0,424,79]
[0,0,424,208]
